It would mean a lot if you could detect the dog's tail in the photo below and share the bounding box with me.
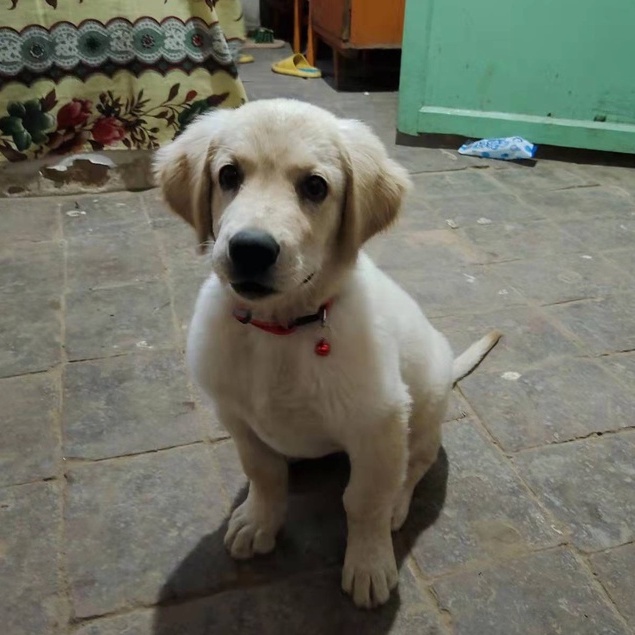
[452,330,502,385]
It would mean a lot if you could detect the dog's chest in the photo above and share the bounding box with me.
[213,333,351,457]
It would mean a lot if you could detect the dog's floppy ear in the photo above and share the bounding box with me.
[337,119,411,255]
[153,110,229,252]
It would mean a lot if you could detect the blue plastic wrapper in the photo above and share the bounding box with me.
[458,136,536,160]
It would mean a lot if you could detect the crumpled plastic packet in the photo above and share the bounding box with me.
[458,136,536,160]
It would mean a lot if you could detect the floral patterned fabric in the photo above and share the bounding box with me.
[0,0,247,162]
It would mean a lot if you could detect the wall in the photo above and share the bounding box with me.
[243,0,260,30]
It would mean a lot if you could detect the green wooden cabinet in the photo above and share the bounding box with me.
[397,0,635,154]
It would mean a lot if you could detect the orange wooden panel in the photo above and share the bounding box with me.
[311,0,347,42]
[349,0,405,47]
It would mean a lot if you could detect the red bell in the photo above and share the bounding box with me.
[314,338,331,356]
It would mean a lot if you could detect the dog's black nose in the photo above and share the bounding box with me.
[229,229,280,277]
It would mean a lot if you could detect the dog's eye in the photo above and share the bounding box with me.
[300,175,328,203]
[219,164,242,191]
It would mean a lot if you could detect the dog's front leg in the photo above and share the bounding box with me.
[342,412,408,608]
[222,417,288,559]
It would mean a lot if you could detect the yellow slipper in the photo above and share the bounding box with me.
[238,53,255,64]
[272,53,321,79]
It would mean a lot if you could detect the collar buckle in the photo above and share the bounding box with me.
[233,308,252,324]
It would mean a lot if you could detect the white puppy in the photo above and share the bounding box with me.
[155,98,500,609]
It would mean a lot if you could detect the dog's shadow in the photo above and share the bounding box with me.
[152,450,448,634]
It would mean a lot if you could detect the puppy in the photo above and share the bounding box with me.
[155,99,500,609]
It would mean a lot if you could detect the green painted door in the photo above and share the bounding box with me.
[397,0,635,153]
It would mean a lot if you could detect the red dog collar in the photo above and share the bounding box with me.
[232,301,333,355]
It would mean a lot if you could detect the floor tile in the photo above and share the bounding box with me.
[435,306,584,373]
[460,219,586,263]
[602,248,635,279]
[0,291,62,377]
[65,281,175,361]
[409,170,507,200]
[63,351,202,460]
[75,566,442,635]
[402,421,560,577]
[492,164,598,193]
[0,482,66,635]
[66,230,163,290]
[461,358,635,451]
[65,446,226,618]
[601,352,635,388]
[392,263,526,318]
[0,197,60,245]
[0,241,63,296]
[60,193,150,237]
[0,372,59,486]
[558,185,635,219]
[491,252,627,305]
[433,548,627,635]
[430,192,546,227]
[557,215,635,252]
[590,543,635,625]
[367,228,483,272]
[514,432,635,551]
[545,294,635,355]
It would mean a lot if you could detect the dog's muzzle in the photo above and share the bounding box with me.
[228,229,280,299]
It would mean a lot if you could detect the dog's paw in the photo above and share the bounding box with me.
[224,499,280,559]
[342,540,398,608]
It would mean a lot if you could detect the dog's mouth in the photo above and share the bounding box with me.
[230,272,315,301]
[231,281,277,299]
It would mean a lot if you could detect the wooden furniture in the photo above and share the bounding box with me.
[308,0,406,85]
[398,0,635,153]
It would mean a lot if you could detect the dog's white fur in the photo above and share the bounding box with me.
[155,99,500,609]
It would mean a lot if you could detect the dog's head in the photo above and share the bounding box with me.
[154,99,410,306]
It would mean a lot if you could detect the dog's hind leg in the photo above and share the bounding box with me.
[390,402,445,532]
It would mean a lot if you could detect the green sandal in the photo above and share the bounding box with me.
[245,27,285,49]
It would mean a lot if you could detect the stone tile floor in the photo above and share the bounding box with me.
[1,49,634,635]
